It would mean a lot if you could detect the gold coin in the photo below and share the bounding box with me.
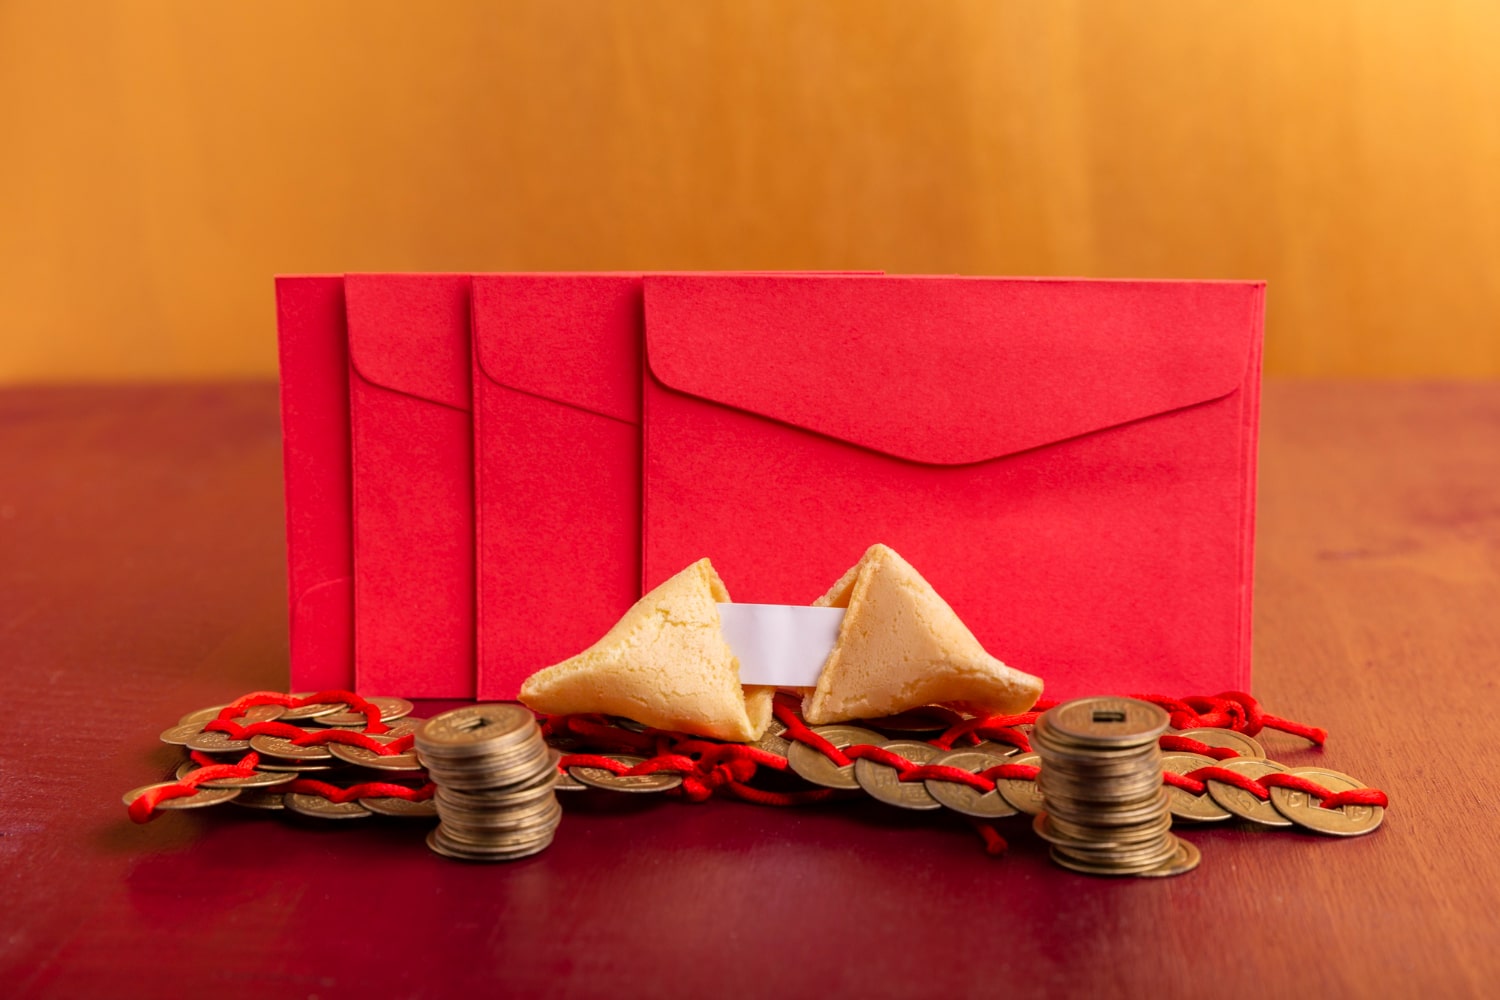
[1049,845,1172,876]
[376,718,426,740]
[551,751,587,791]
[280,694,347,721]
[446,812,558,838]
[184,730,252,753]
[317,696,414,728]
[173,761,297,789]
[1042,697,1169,747]
[1038,810,1173,847]
[1039,767,1164,802]
[854,740,944,810]
[327,739,423,771]
[754,719,792,758]
[1159,753,1232,822]
[433,815,558,846]
[554,767,588,792]
[426,826,554,862]
[1042,787,1172,825]
[968,740,1022,758]
[785,725,885,790]
[284,793,373,820]
[122,782,240,810]
[1269,767,1384,837]
[568,754,683,793]
[229,788,288,810]
[1176,727,1266,759]
[249,733,334,762]
[360,795,439,818]
[860,706,963,736]
[924,749,1018,818]
[255,758,341,772]
[437,797,561,831]
[178,703,286,727]
[435,812,560,842]
[1134,836,1202,878]
[177,704,229,727]
[1203,757,1291,826]
[416,704,535,751]
[1031,734,1160,767]
[1052,841,1180,872]
[435,777,556,809]
[160,722,209,746]
[993,752,1046,815]
[417,738,552,790]
[1034,812,1173,850]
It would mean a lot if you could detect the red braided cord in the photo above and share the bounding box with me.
[771,695,853,766]
[1163,771,1209,794]
[903,763,993,791]
[930,717,1037,751]
[842,744,915,772]
[136,690,1365,835]
[282,778,435,804]
[1166,767,1390,810]
[1256,772,1389,809]
[130,689,420,820]
[202,718,415,754]
[127,750,264,823]
[969,820,1008,856]
[549,715,658,754]
[1159,734,1239,760]
[204,719,303,740]
[558,754,633,775]
[1131,691,1328,746]
[1177,766,1272,799]
[216,689,390,736]
[765,698,1376,812]
[128,784,202,823]
[222,691,297,712]
[312,729,417,754]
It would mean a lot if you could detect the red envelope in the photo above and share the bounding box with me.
[470,275,644,699]
[345,273,475,698]
[470,272,884,699]
[275,275,355,691]
[640,275,1265,700]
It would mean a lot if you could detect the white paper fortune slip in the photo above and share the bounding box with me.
[717,603,846,687]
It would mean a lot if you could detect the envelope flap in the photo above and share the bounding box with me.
[644,275,1264,465]
[472,274,642,423]
[345,273,471,410]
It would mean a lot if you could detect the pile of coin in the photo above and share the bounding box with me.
[1032,696,1200,877]
[416,704,561,861]
[132,695,437,819]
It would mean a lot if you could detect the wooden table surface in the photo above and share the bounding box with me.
[3,381,1497,999]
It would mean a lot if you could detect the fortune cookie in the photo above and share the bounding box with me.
[519,558,774,742]
[803,544,1043,724]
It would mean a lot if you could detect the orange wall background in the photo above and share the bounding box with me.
[2,0,1497,381]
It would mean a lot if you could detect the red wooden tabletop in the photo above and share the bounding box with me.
[3,382,1497,999]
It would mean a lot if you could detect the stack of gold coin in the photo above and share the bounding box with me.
[1033,696,1199,878]
[415,704,561,862]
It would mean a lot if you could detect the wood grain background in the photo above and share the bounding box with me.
[2,0,1497,382]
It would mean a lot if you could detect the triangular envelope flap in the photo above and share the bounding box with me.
[472,274,643,424]
[643,275,1264,465]
[345,273,472,411]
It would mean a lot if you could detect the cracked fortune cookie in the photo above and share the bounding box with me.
[519,558,774,742]
[802,544,1043,725]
